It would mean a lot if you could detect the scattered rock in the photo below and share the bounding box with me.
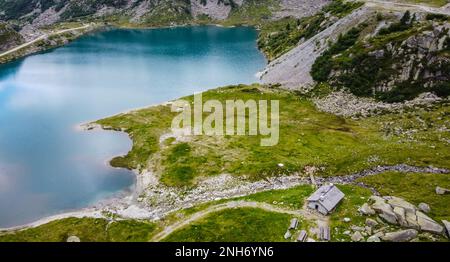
[351,231,364,242]
[366,235,381,242]
[436,186,450,195]
[366,218,379,227]
[418,203,430,213]
[284,230,292,240]
[67,236,81,242]
[381,229,418,242]
[365,226,372,235]
[343,230,351,235]
[351,225,365,232]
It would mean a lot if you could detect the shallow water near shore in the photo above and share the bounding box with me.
[0,26,266,227]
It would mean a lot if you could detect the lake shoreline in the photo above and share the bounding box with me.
[0,23,256,65]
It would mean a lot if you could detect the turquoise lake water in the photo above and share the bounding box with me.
[0,26,266,227]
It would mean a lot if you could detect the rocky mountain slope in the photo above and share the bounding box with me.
[317,15,450,102]
[260,1,450,102]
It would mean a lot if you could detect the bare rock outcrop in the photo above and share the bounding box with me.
[190,0,241,20]
[273,0,331,19]
[362,196,445,235]
[381,229,418,242]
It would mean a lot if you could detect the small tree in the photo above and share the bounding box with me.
[400,10,411,25]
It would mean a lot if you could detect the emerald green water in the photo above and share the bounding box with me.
[0,26,266,227]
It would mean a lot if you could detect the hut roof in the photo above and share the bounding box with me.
[307,184,345,212]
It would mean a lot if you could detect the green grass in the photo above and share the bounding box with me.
[0,218,158,242]
[107,220,158,242]
[397,0,449,7]
[163,207,295,242]
[358,172,450,221]
[329,185,374,241]
[240,185,315,210]
[96,84,450,187]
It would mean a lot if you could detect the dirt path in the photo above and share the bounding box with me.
[0,24,93,58]
[150,200,328,242]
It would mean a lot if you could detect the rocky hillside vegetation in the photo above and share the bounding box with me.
[311,11,450,102]
[0,22,23,52]
[258,1,450,103]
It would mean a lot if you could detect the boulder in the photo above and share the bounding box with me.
[351,231,364,242]
[343,217,351,223]
[366,235,381,242]
[369,195,385,204]
[284,230,292,240]
[67,236,81,242]
[393,206,407,227]
[366,218,379,227]
[365,226,372,235]
[416,211,444,234]
[435,186,450,195]
[358,203,376,215]
[372,200,398,225]
[351,225,365,232]
[381,229,418,242]
[405,212,420,230]
[418,203,430,213]
[386,196,416,214]
[441,220,450,238]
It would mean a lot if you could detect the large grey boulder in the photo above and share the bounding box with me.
[381,229,418,242]
[416,211,444,234]
[371,196,398,224]
[386,196,416,214]
[405,212,420,230]
[393,206,407,227]
[359,203,376,215]
[442,220,450,238]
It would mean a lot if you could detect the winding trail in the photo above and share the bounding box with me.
[0,24,93,58]
[150,200,328,242]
